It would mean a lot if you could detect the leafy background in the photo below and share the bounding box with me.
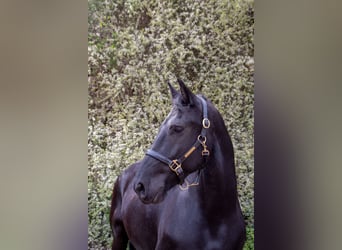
[88,0,254,249]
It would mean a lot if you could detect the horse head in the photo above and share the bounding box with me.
[134,79,214,204]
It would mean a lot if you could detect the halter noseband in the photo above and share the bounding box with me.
[145,96,210,184]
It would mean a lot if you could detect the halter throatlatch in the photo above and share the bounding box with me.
[145,96,210,184]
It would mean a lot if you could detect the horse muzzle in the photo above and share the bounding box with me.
[134,181,165,204]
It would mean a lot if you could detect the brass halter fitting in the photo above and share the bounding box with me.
[202,147,210,157]
[169,159,183,176]
[197,135,210,156]
[202,118,210,128]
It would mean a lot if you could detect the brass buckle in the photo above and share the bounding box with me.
[202,118,210,128]
[169,159,182,176]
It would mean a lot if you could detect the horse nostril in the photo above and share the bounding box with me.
[135,182,145,195]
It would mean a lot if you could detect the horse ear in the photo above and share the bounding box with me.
[177,79,195,106]
[167,81,179,99]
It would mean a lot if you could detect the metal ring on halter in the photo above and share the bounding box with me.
[202,118,210,128]
[197,135,207,144]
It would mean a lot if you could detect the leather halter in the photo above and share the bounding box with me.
[145,96,210,184]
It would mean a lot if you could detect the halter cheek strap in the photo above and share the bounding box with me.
[145,96,210,184]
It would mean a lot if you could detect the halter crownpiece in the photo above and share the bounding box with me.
[145,96,210,184]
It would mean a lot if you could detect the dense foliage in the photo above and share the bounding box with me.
[88,0,254,249]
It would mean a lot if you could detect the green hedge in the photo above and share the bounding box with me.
[88,0,254,249]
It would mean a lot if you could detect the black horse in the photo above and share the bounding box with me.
[110,80,246,250]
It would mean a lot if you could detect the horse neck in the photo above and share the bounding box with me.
[198,116,240,214]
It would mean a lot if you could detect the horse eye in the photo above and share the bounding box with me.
[170,125,184,133]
